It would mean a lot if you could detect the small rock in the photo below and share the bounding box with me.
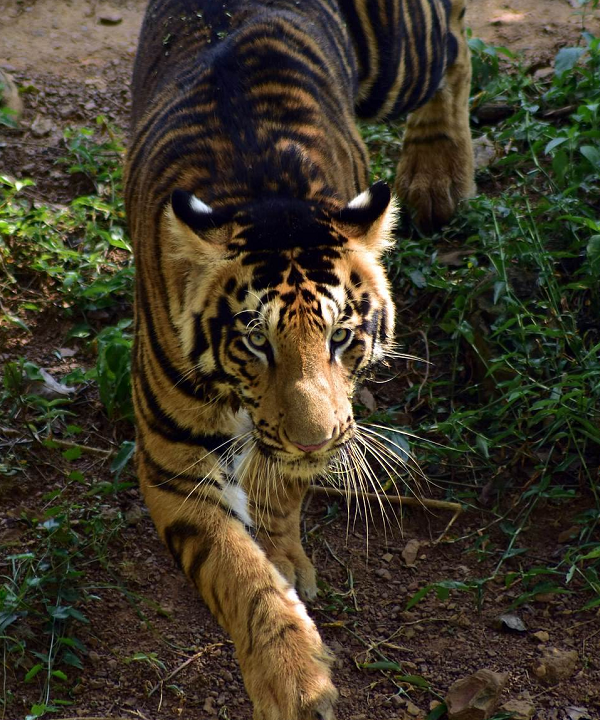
[88,650,100,663]
[473,135,498,170]
[533,648,578,684]
[401,539,420,567]
[532,630,549,643]
[59,347,78,358]
[376,568,392,581]
[405,701,421,716]
[98,13,123,25]
[566,706,592,720]
[558,526,579,543]
[125,506,145,526]
[30,114,54,137]
[382,552,393,563]
[494,613,527,633]
[445,669,508,720]
[390,695,404,708]
[203,696,218,715]
[533,66,554,81]
[501,699,535,720]
[221,669,234,683]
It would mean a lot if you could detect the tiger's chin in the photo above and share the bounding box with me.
[253,440,342,481]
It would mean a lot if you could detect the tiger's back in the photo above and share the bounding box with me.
[125,1,473,717]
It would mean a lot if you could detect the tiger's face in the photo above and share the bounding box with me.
[165,183,397,478]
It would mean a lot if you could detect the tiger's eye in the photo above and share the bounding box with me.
[248,331,268,348]
[331,327,351,345]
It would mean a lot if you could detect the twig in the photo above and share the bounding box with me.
[309,485,462,541]
[148,644,222,697]
[0,426,114,456]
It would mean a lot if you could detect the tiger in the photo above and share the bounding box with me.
[124,0,474,717]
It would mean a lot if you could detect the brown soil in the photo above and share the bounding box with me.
[2,2,600,720]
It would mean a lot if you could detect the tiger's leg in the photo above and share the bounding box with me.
[139,458,336,720]
[250,480,318,602]
[394,0,475,231]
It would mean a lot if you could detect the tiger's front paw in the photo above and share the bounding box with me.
[246,587,337,720]
[395,134,475,233]
[252,673,337,720]
[260,536,319,602]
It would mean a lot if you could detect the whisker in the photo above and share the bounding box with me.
[356,428,428,496]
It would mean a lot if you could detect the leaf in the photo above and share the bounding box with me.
[111,440,136,478]
[62,650,83,669]
[406,584,432,610]
[577,546,600,561]
[426,703,448,720]
[2,311,30,332]
[580,145,600,168]
[586,235,600,274]
[51,669,68,681]
[475,435,490,459]
[544,136,568,154]
[360,660,403,672]
[395,674,430,689]
[554,47,586,77]
[62,446,82,461]
[68,470,85,483]
[24,663,44,682]
[409,269,427,288]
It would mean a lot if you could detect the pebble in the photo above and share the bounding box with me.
[30,114,54,137]
[532,630,550,643]
[203,696,217,715]
[501,699,535,719]
[99,13,123,25]
[376,567,392,580]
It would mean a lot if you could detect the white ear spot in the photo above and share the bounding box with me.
[347,188,372,209]
[189,195,213,214]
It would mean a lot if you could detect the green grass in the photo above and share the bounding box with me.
[375,30,600,616]
[1,27,600,718]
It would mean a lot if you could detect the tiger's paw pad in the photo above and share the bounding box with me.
[395,137,475,233]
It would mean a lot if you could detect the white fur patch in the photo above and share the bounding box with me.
[220,482,254,528]
[189,195,213,214]
[285,586,314,630]
[347,188,371,209]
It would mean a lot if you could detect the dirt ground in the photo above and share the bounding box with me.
[2,1,600,719]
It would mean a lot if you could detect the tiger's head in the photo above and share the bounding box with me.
[164,182,397,479]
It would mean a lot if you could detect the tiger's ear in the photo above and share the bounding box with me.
[332,181,398,256]
[165,189,233,260]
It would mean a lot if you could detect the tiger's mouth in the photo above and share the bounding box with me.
[253,426,354,468]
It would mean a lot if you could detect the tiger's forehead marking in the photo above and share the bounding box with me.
[240,244,350,333]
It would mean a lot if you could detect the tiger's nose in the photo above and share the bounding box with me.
[292,438,332,453]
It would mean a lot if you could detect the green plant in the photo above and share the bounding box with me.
[1,498,125,718]
[360,32,600,613]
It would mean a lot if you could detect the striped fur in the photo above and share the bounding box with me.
[125,0,473,717]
